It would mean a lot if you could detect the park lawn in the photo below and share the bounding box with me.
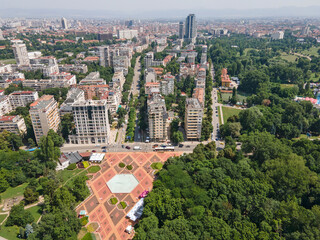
[280,84,296,89]
[0,59,16,64]
[0,182,28,204]
[0,225,20,240]
[221,91,248,103]
[300,47,320,57]
[87,166,101,174]
[64,170,88,189]
[0,214,7,224]
[27,205,43,222]
[222,106,242,123]
[294,134,320,140]
[279,52,298,63]
[57,168,83,185]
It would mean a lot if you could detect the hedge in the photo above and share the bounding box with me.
[80,216,89,226]
[110,197,118,205]
[119,162,125,168]
[126,165,133,170]
[83,161,90,168]
[119,201,127,209]
[67,163,77,170]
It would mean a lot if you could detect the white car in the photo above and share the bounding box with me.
[145,140,150,143]
[133,146,141,150]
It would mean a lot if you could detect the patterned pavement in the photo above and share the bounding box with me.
[76,152,181,240]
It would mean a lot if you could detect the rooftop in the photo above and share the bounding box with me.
[30,95,54,109]
[107,174,139,193]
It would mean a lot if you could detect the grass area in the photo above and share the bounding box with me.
[280,84,296,89]
[300,47,320,57]
[220,91,248,103]
[82,232,95,240]
[294,134,320,140]
[151,162,163,170]
[115,131,119,142]
[110,197,118,205]
[27,205,42,222]
[218,106,223,124]
[0,59,16,64]
[64,170,88,189]
[0,225,20,240]
[222,106,243,123]
[0,214,7,224]
[310,72,320,83]
[57,168,83,185]
[119,201,127,209]
[87,166,101,173]
[0,182,28,204]
[279,52,298,63]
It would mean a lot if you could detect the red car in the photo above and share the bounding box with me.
[92,150,96,152]
[125,146,131,149]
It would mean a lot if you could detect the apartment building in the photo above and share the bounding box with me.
[0,95,13,116]
[77,85,109,99]
[145,68,157,83]
[58,64,88,74]
[185,98,203,140]
[69,100,110,145]
[9,91,39,109]
[59,88,85,116]
[29,95,61,143]
[192,88,205,108]
[12,43,30,66]
[111,71,125,89]
[79,72,106,85]
[160,74,175,95]
[0,115,27,135]
[117,29,138,39]
[147,94,168,142]
[100,90,121,114]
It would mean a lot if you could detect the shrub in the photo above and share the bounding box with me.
[87,166,101,173]
[151,162,163,170]
[119,162,125,168]
[119,201,127,209]
[86,224,95,233]
[67,163,77,170]
[110,197,118,205]
[80,216,89,226]
[82,161,90,168]
[126,165,133,170]
[81,233,94,240]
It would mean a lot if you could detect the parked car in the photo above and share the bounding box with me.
[186,145,191,148]
[92,150,96,152]
[102,149,106,152]
[125,146,131,149]
[145,140,150,143]
[179,144,184,148]
[153,144,159,148]
[133,146,141,150]
[101,146,107,149]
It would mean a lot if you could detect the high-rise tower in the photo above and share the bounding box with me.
[184,14,197,43]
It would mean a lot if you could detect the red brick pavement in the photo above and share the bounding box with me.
[76,152,181,240]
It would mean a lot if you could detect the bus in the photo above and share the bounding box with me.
[154,146,175,152]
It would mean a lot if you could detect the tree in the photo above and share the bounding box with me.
[172,131,184,145]
[71,175,90,202]
[61,114,74,141]
[6,203,34,227]
[24,187,39,204]
[238,70,270,94]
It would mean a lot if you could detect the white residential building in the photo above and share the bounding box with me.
[12,43,30,66]
[0,95,13,116]
[0,115,27,135]
[29,95,61,143]
[160,74,175,95]
[9,91,39,109]
[147,94,168,142]
[69,100,110,144]
[185,98,203,140]
[117,29,138,40]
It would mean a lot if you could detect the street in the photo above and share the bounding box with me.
[61,141,199,154]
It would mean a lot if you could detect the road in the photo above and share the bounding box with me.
[116,56,141,145]
[210,65,219,141]
[61,141,199,154]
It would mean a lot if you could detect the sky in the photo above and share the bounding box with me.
[2,0,320,11]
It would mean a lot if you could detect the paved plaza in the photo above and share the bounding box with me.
[76,151,181,240]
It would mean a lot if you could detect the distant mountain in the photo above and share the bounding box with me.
[1,6,320,19]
